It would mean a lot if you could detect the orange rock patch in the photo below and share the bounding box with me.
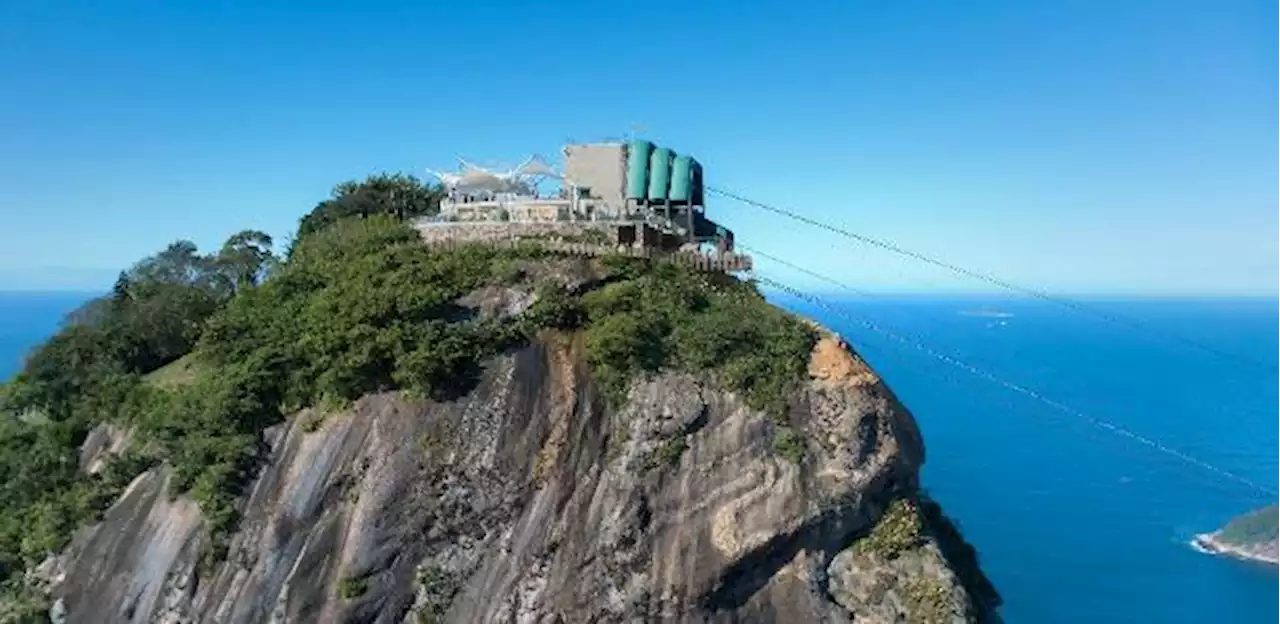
[808,335,878,385]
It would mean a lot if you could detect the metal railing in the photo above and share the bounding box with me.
[421,238,752,273]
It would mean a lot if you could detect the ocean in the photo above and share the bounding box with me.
[0,292,99,380]
[773,293,1279,624]
[1,291,1277,622]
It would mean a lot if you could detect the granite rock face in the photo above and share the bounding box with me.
[48,324,997,623]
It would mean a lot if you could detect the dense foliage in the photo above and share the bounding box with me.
[296,173,444,239]
[581,257,815,419]
[0,230,276,609]
[3,234,275,424]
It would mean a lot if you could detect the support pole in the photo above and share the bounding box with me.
[687,203,695,244]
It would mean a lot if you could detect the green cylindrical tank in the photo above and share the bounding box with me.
[647,147,673,201]
[669,155,694,202]
[625,140,653,200]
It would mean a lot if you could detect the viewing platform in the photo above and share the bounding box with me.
[413,219,752,273]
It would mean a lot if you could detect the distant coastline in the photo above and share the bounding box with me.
[1191,531,1279,566]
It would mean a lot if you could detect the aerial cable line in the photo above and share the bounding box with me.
[709,186,1279,374]
[758,272,1278,500]
[742,253,1277,499]
[737,243,875,299]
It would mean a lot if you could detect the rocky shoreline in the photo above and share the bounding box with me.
[1191,532,1279,566]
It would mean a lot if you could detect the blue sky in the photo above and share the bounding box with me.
[0,0,1275,295]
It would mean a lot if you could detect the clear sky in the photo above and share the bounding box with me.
[1,0,1275,295]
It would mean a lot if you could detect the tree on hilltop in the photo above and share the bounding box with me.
[296,172,444,239]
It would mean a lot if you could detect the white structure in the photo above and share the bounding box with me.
[426,156,557,200]
[425,145,645,224]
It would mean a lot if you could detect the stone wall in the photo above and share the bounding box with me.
[413,221,633,246]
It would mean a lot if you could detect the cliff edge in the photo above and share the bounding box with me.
[7,216,998,623]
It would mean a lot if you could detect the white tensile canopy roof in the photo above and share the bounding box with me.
[427,155,558,194]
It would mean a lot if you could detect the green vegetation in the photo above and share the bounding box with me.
[414,566,460,623]
[1218,505,1278,546]
[651,436,688,468]
[581,258,815,467]
[901,577,959,624]
[0,171,818,613]
[0,203,571,591]
[855,497,969,623]
[489,258,525,285]
[155,218,559,560]
[0,227,277,589]
[855,498,925,560]
[297,173,443,238]
[337,574,369,600]
[144,354,202,389]
[581,257,815,417]
[0,580,49,623]
[771,426,806,463]
[0,174,470,590]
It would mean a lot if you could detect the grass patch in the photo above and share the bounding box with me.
[650,436,688,469]
[143,353,202,389]
[300,412,327,433]
[415,566,460,622]
[338,574,369,600]
[771,426,806,463]
[854,498,924,560]
[902,577,959,624]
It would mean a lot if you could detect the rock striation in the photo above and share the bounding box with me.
[44,285,999,623]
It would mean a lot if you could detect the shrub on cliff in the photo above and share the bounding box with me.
[581,258,815,418]
[854,498,925,559]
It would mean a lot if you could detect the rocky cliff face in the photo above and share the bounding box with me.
[41,312,997,623]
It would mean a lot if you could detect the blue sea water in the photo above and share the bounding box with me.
[772,293,1279,624]
[1,291,1277,622]
[0,292,100,380]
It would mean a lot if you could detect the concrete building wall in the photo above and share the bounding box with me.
[441,200,571,222]
[563,143,627,207]
[508,202,565,221]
